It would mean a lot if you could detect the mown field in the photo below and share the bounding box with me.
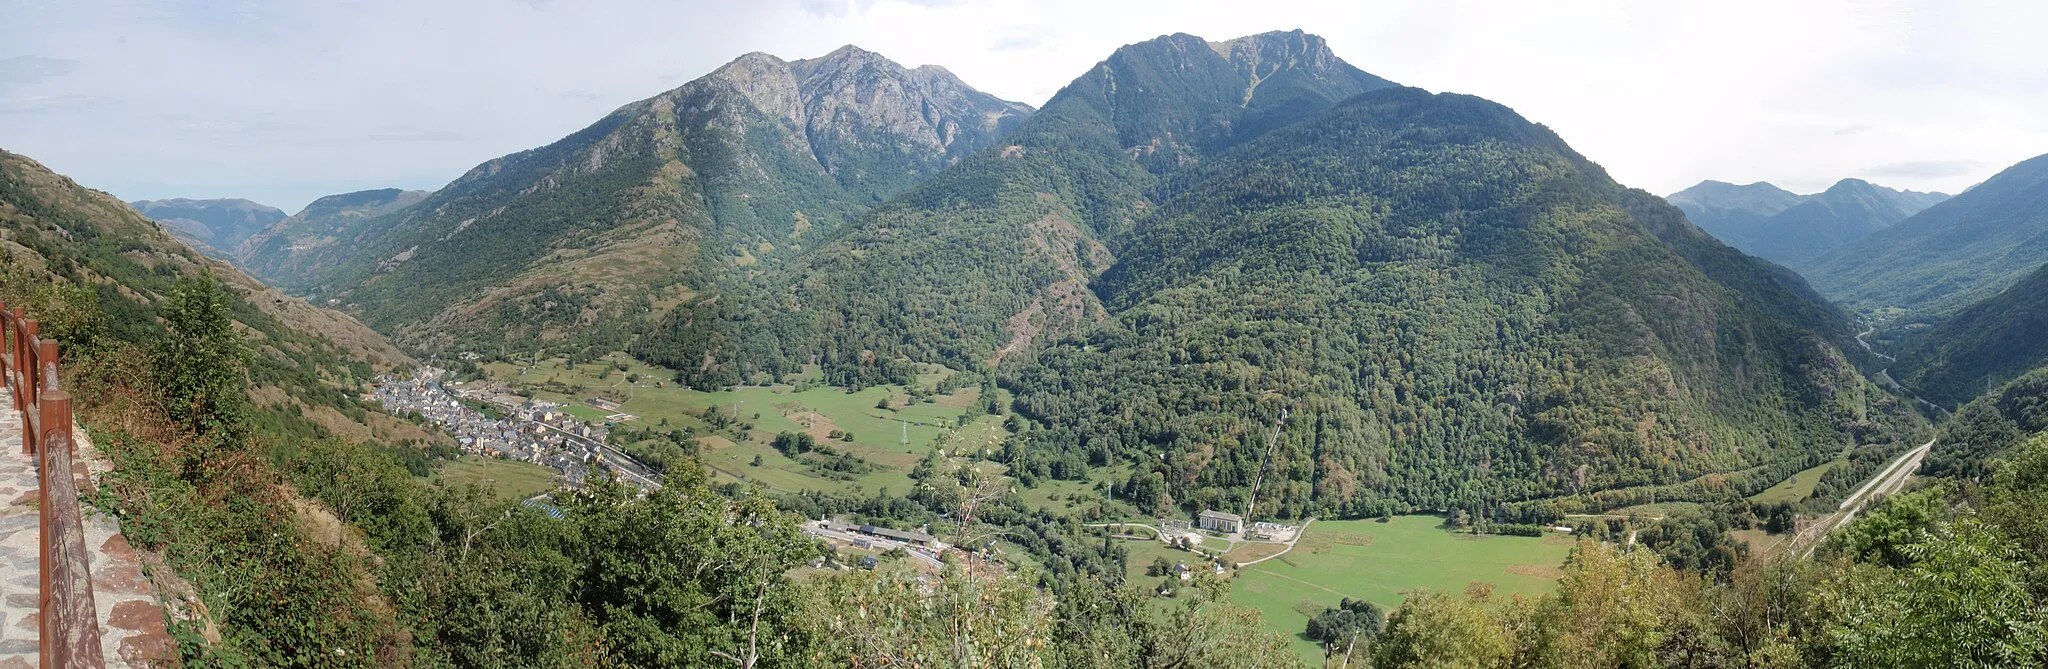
[438,455,560,501]
[1750,459,1842,505]
[1228,516,1576,663]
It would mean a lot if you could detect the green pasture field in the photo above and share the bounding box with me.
[438,455,560,501]
[1229,516,1576,663]
[1750,459,1843,505]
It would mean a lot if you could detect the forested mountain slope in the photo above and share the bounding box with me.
[1927,364,2048,478]
[129,197,286,257]
[1892,261,2048,409]
[231,187,427,283]
[1005,87,1910,519]
[278,45,1032,350]
[1664,178,1945,267]
[641,32,1917,520]
[634,30,1397,386]
[1803,151,2048,315]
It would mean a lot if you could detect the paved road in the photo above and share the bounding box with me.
[1855,324,1895,363]
[1799,438,1934,558]
[1856,322,1951,420]
[1238,518,1314,567]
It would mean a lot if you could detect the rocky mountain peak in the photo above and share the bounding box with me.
[1210,29,1340,71]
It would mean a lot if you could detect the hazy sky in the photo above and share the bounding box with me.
[3,0,2044,211]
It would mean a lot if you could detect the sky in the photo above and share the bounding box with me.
[3,0,2045,212]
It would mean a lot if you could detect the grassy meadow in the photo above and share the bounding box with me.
[1750,459,1842,505]
[439,455,560,501]
[1229,516,1575,663]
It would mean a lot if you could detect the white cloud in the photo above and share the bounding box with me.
[1,0,2042,209]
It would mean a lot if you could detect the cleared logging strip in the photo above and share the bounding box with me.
[3,304,106,668]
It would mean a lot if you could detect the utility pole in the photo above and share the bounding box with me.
[1243,406,1290,525]
[901,419,909,445]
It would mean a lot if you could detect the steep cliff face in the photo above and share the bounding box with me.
[261,46,1031,351]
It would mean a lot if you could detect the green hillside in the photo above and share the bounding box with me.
[639,32,1921,523]
[1892,261,2048,408]
[1007,87,1912,519]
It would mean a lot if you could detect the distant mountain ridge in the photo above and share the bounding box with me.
[260,44,1033,348]
[129,197,287,257]
[1802,151,2048,315]
[232,188,429,284]
[1665,178,1947,267]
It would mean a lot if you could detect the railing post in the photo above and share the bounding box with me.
[33,340,56,461]
[39,340,59,397]
[38,390,103,669]
[10,307,22,405]
[19,320,35,456]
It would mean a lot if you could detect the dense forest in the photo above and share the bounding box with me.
[633,30,1396,389]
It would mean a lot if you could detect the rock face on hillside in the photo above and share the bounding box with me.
[631,30,1398,386]
[263,45,1033,349]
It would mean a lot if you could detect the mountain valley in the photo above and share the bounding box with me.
[9,15,2048,668]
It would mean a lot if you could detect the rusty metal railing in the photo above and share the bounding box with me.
[2,303,105,668]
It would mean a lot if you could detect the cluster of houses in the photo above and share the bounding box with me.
[368,370,599,485]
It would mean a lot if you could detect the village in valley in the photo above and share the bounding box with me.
[366,367,663,494]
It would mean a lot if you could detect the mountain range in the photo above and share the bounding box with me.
[129,197,288,257]
[1665,178,1947,267]
[1800,151,2048,317]
[1,150,416,438]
